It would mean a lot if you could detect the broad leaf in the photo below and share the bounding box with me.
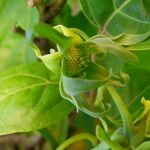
[16,4,39,30]
[0,0,39,71]
[141,0,150,14]
[79,0,114,27]
[124,68,150,120]
[79,0,150,35]
[53,4,98,36]
[0,32,37,71]
[126,51,150,72]
[0,0,39,44]
[0,63,74,135]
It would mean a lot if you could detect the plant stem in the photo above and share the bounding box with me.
[39,128,58,149]
[107,86,133,138]
[96,126,126,150]
[94,86,106,111]
[56,133,98,150]
[42,0,67,22]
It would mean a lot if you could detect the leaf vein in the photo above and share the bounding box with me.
[0,73,53,83]
[119,12,150,24]
[84,0,100,26]
[0,82,58,102]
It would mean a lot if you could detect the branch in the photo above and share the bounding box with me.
[41,0,67,22]
[28,0,42,7]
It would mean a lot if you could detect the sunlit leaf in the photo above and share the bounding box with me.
[33,44,62,74]
[0,32,36,71]
[0,62,74,135]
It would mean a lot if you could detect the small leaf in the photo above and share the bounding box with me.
[114,32,150,46]
[127,37,150,51]
[91,37,139,64]
[133,98,150,136]
[54,25,83,45]
[34,23,71,51]
[33,44,62,74]
[134,97,150,123]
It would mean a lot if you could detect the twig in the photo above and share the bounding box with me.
[13,26,25,36]
[41,0,67,22]
[28,0,42,7]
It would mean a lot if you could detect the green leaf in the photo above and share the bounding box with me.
[90,37,139,64]
[96,126,125,150]
[79,0,114,27]
[123,68,150,122]
[127,37,150,51]
[0,0,21,44]
[0,62,74,135]
[62,63,110,96]
[60,78,111,118]
[0,32,37,71]
[34,23,73,51]
[33,44,62,74]
[134,98,150,124]
[141,0,150,14]
[79,0,150,35]
[136,141,150,150]
[54,4,98,36]
[0,0,39,44]
[114,32,150,46]
[16,5,39,30]
[0,0,39,71]
[92,142,110,150]
[126,51,150,72]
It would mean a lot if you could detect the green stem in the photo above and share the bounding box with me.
[94,86,106,111]
[96,126,126,150]
[107,86,133,138]
[34,23,71,50]
[56,133,98,150]
[39,128,58,148]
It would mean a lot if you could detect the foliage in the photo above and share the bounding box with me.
[0,0,150,149]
